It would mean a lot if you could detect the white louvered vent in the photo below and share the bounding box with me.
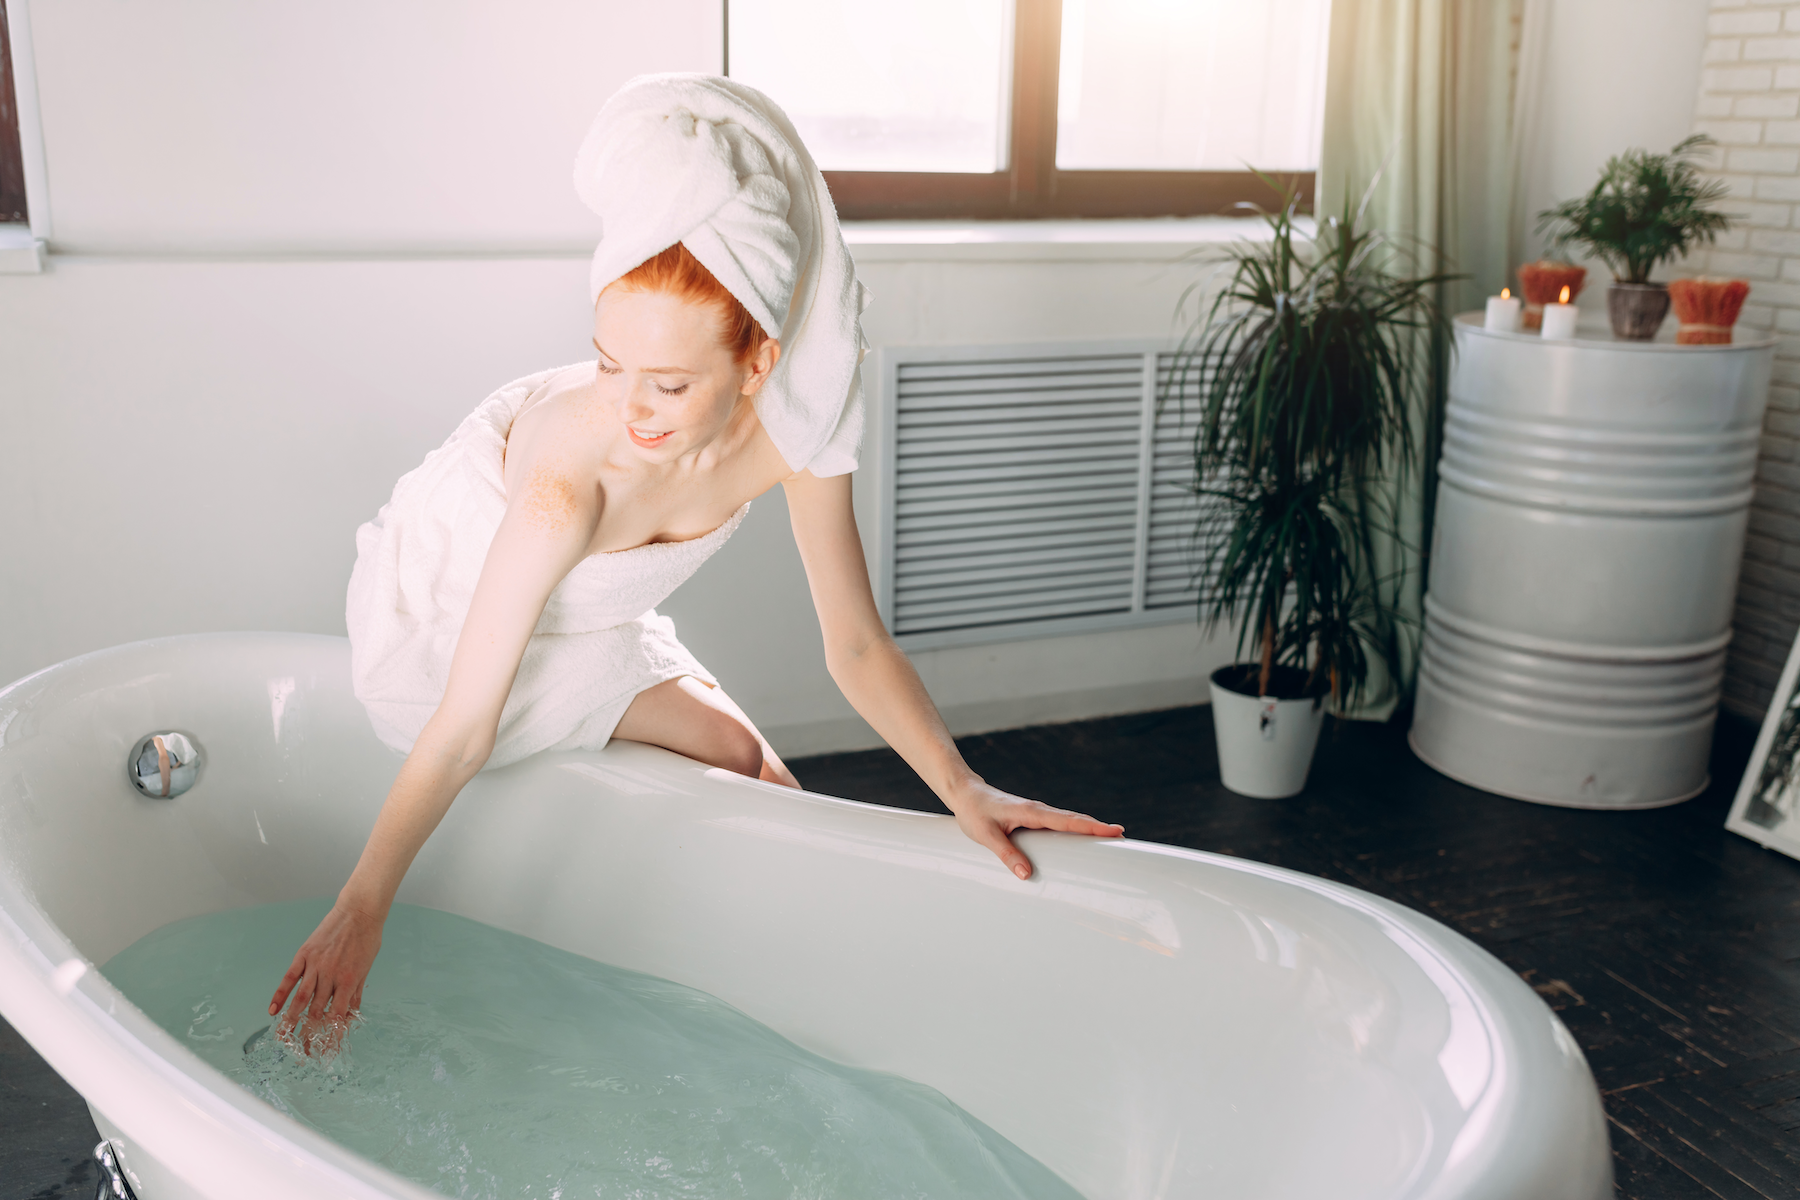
[1148,354,1209,613]
[874,341,1212,650]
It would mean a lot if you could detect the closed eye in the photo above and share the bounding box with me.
[652,382,690,396]
[593,339,621,375]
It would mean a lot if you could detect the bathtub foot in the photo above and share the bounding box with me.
[93,1139,139,1200]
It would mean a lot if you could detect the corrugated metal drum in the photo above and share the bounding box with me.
[1410,315,1774,808]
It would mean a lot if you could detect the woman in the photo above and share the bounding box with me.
[269,75,1123,1050]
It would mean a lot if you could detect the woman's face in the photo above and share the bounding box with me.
[591,288,776,462]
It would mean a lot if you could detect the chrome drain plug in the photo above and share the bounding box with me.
[129,732,201,799]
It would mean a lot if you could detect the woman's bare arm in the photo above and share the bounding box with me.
[270,457,600,1045]
[782,471,1122,879]
[340,463,600,906]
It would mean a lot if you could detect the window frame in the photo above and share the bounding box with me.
[0,0,49,268]
[802,0,1317,221]
[0,0,29,224]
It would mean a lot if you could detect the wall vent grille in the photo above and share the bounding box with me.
[874,341,1214,651]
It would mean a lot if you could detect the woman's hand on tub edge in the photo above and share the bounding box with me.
[947,778,1123,882]
[269,899,384,1054]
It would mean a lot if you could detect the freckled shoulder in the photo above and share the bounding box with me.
[504,370,611,518]
[519,461,583,532]
[507,418,608,538]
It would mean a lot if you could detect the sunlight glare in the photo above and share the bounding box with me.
[1057,0,1331,171]
[730,0,1012,173]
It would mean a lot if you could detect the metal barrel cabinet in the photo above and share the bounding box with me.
[1410,315,1775,808]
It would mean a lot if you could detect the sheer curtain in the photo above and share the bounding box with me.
[1316,0,1524,719]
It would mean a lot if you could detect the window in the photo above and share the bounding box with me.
[727,0,1328,220]
[0,0,27,225]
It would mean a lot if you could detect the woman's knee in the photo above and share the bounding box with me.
[697,712,765,778]
[614,676,766,777]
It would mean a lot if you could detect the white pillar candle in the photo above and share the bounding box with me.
[1484,288,1522,333]
[1540,285,1578,340]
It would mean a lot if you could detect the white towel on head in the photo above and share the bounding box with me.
[573,73,869,478]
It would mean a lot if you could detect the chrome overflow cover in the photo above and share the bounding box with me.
[129,732,200,799]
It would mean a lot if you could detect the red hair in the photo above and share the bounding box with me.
[605,242,769,366]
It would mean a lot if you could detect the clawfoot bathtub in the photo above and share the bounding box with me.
[0,633,1610,1199]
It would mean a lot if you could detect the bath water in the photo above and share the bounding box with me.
[103,900,1081,1200]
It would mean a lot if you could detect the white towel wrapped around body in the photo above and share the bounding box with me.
[346,366,748,768]
[347,75,868,764]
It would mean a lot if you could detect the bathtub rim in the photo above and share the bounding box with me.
[0,632,507,1200]
[0,632,1612,1200]
[0,864,443,1200]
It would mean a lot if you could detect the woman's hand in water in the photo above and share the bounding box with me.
[948,779,1123,881]
[269,900,384,1055]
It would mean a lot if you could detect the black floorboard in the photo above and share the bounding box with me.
[3,705,1796,1198]
[787,706,1800,1200]
[0,1016,98,1200]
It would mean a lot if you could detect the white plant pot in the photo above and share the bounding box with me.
[1209,667,1327,798]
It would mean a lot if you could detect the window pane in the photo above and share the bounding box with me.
[1056,0,1330,172]
[728,0,1011,173]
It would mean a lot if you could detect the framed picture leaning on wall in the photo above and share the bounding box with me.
[1727,627,1800,860]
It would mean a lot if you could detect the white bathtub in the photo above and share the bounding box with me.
[0,633,1611,1200]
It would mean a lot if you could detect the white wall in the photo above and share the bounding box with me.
[1513,0,1712,316]
[0,3,1237,759]
[0,256,595,672]
[25,0,722,254]
[0,238,1238,758]
[1679,2,1800,719]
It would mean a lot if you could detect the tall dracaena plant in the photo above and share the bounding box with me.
[1174,181,1455,708]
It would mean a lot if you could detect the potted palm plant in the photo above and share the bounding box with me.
[1535,134,1737,340]
[1172,183,1453,798]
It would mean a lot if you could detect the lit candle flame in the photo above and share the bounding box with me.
[1559,285,1571,303]
[1501,288,1511,299]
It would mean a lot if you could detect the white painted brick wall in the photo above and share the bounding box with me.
[1692,0,1800,717]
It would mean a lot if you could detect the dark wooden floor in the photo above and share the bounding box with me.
[792,706,1800,1200]
[5,706,1799,1199]
[1,1015,97,1200]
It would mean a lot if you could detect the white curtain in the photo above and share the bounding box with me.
[1315,0,1526,718]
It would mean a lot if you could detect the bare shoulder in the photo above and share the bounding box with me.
[738,407,813,494]
[504,366,610,478]
[510,363,601,435]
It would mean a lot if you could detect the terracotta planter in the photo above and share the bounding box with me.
[1607,282,1671,340]
[1668,277,1751,344]
[1518,261,1587,330]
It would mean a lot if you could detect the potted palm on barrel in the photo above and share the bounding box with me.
[1172,184,1452,797]
[1535,134,1736,340]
